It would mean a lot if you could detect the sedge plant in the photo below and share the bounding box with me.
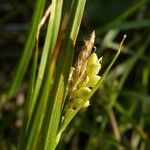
[9,0,126,150]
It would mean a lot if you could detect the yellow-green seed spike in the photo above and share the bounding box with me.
[77,87,91,99]
[87,52,99,65]
[83,100,90,108]
[86,63,101,76]
[86,75,101,87]
[69,31,95,93]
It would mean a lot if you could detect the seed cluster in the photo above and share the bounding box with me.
[64,31,102,118]
[68,31,95,94]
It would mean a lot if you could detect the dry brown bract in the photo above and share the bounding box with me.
[69,31,95,94]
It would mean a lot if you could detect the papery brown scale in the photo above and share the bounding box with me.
[69,31,95,94]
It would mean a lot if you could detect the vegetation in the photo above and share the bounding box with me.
[0,0,150,149]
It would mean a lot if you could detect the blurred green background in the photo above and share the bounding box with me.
[0,0,150,149]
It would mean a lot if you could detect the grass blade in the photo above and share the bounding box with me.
[42,0,86,149]
[7,0,46,99]
[21,1,63,149]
